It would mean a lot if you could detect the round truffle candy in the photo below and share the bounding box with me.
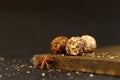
[66,36,86,56]
[50,36,68,54]
[81,35,97,52]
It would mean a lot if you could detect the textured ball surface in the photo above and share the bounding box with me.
[81,35,97,52]
[66,36,86,55]
[50,36,68,54]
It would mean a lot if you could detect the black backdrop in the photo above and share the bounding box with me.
[0,0,120,56]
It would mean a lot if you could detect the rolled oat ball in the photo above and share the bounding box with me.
[66,36,86,56]
[81,35,97,52]
[50,36,68,54]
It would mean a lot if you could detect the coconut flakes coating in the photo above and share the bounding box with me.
[81,35,97,52]
[66,36,86,56]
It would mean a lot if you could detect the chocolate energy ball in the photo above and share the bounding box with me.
[66,36,86,56]
[81,35,97,52]
[50,36,68,54]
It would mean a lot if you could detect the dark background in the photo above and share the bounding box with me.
[0,0,120,56]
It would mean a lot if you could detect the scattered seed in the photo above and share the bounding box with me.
[12,65,15,68]
[56,69,61,72]
[76,71,80,74]
[89,74,94,77]
[28,65,33,68]
[97,55,101,58]
[0,74,3,78]
[17,69,20,71]
[0,57,5,61]
[42,73,46,77]
[6,68,9,70]
[48,69,54,72]
[26,71,30,74]
[109,56,114,59]
[67,73,71,76]
[21,65,25,68]
[16,66,20,69]
[61,54,65,56]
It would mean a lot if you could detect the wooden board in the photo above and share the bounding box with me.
[33,46,120,76]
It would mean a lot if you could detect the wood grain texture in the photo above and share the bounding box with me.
[33,46,120,76]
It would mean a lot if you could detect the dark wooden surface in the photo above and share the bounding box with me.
[34,46,120,76]
[1,46,120,80]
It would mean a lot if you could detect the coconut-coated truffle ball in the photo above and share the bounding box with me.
[50,36,68,54]
[66,36,86,56]
[81,35,97,52]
